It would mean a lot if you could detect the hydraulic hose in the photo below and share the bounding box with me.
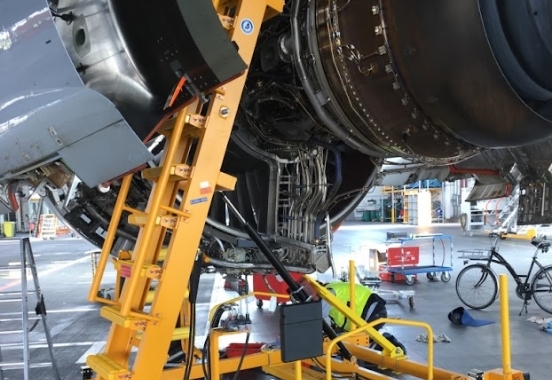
[219,192,352,360]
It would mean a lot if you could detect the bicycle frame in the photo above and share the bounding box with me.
[479,237,552,293]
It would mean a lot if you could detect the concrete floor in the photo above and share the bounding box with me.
[0,222,551,379]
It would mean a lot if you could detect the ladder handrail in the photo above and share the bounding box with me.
[0,238,60,380]
[85,2,284,379]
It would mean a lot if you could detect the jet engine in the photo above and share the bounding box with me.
[2,0,552,273]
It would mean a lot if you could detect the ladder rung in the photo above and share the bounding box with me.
[0,316,40,322]
[0,330,23,334]
[141,164,191,182]
[185,113,206,130]
[216,172,237,192]
[113,261,162,280]
[145,288,189,304]
[0,298,22,302]
[158,113,205,137]
[0,361,53,370]
[128,213,188,228]
[86,354,132,380]
[134,327,190,342]
[218,15,234,29]
[100,306,158,330]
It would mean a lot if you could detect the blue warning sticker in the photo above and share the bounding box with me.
[240,18,254,35]
[190,197,208,205]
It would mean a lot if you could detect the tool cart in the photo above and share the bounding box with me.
[382,232,454,285]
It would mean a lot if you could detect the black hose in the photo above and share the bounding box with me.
[202,334,211,380]
[183,256,203,380]
[311,139,343,239]
[290,0,375,156]
[220,192,352,360]
[232,332,250,380]
[202,303,228,380]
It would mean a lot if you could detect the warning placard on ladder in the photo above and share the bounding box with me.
[38,214,57,240]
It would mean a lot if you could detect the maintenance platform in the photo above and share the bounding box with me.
[0,223,548,379]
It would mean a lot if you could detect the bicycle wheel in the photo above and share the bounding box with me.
[456,264,498,310]
[531,266,552,314]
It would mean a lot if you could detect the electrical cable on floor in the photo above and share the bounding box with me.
[232,331,250,380]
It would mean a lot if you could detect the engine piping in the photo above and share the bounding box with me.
[290,0,376,156]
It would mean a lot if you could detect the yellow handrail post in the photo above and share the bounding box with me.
[499,274,512,379]
[349,259,356,331]
[294,360,302,380]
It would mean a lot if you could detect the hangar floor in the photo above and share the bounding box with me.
[0,222,551,380]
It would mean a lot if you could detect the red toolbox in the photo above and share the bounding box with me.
[379,246,419,283]
[225,342,265,357]
[386,246,420,266]
[252,272,303,302]
[378,264,417,283]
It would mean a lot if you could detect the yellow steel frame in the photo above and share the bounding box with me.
[85,1,283,379]
[82,0,529,378]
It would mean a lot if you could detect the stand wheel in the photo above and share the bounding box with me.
[405,275,415,286]
[441,272,451,283]
[408,296,414,308]
[256,299,263,309]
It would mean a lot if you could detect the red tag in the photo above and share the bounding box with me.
[120,264,132,278]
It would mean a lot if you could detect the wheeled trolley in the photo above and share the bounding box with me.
[339,250,416,308]
[383,233,454,286]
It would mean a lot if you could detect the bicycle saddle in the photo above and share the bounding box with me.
[531,239,550,249]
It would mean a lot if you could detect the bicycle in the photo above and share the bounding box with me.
[455,233,552,315]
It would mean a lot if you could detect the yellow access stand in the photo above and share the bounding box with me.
[84,1,283,379]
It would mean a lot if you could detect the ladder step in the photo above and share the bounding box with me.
[100,306,159,330]
[0,330,23,334]
[145,288,189,304]
[128,211,190,228]
[135,327,190,342]
[0,316,41,322]
[0,361,53,370]
[216,172,237,192]
[141,164,191,182]
[113,260,162,280]
[86,354,132,380]
[157,114,205,138]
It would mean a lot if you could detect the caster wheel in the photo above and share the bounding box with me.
[426,272,435,281]
[390,274,395,283]
[405,275,415,286]
[256,299,263,309]
[97,290,104,298]
[106,293,112,301]
[408,296,414,308]
[441,272,451,283]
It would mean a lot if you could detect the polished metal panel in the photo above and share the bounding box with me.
[55,0,161,140]
[0,0,153,186]
[58,119,153,186]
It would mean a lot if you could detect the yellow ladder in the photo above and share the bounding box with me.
[85,1,283,379]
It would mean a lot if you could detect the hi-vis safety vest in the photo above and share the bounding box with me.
[327,282,372,332]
